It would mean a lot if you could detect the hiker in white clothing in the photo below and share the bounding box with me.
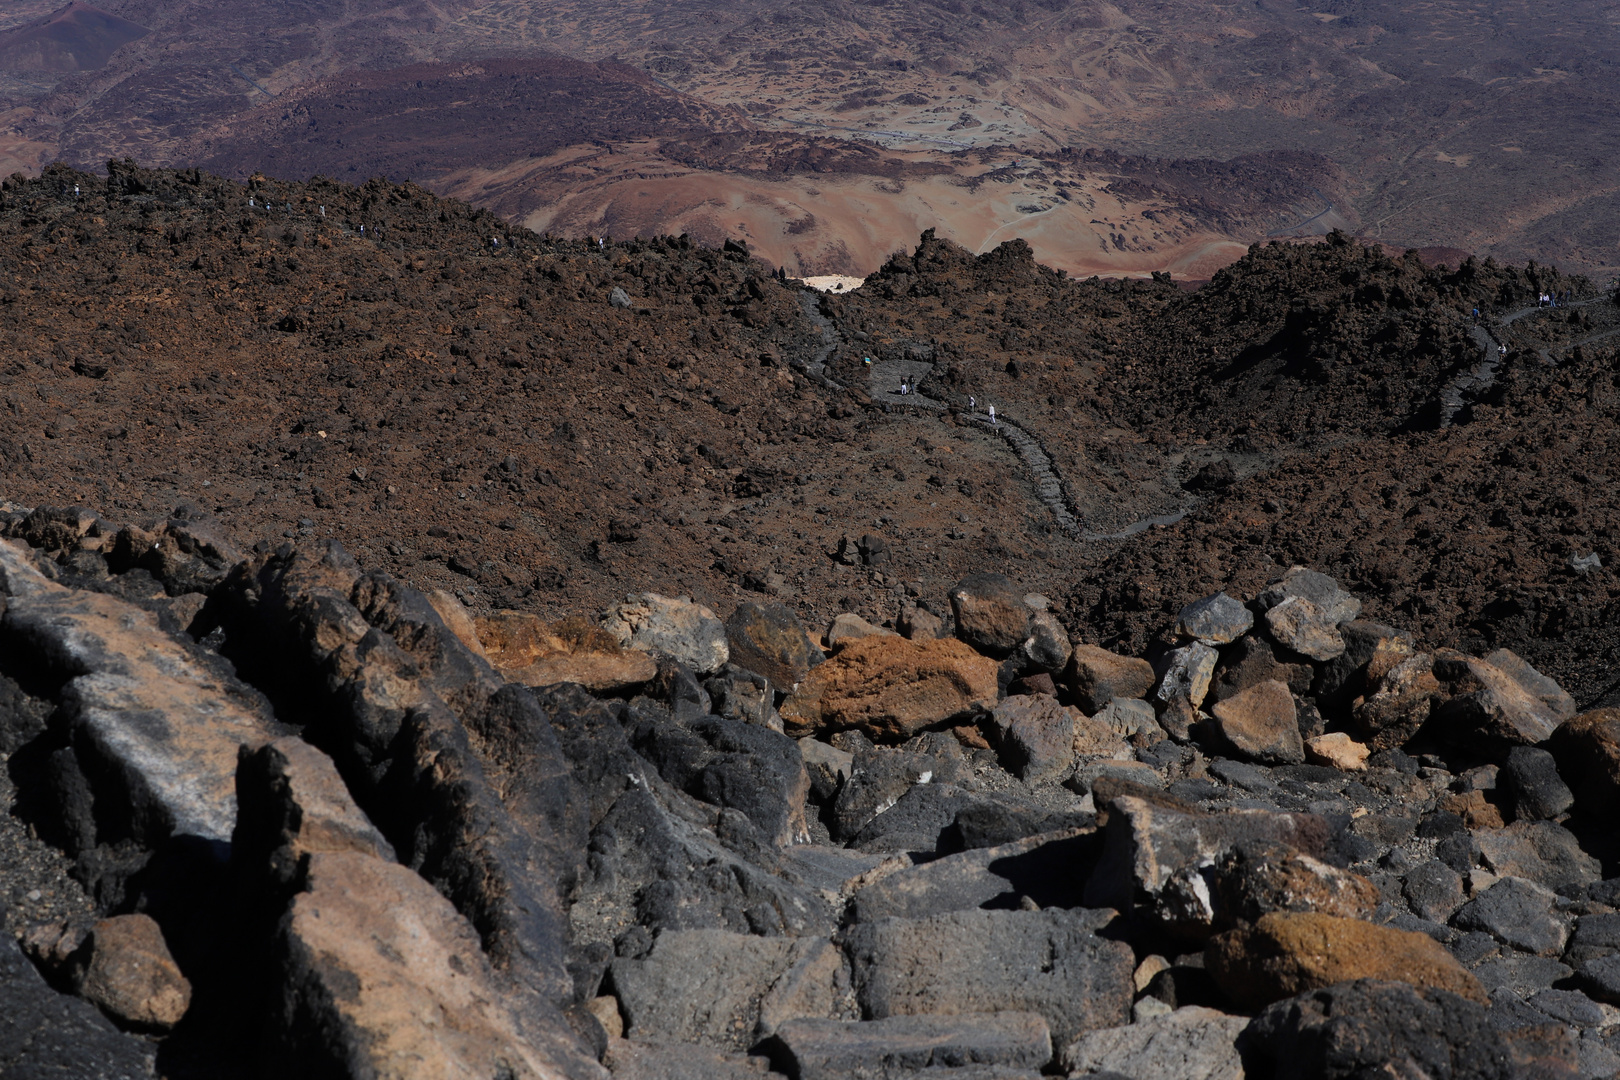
[988,405,996,426]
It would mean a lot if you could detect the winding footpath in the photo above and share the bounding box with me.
[1441,297,1610,425]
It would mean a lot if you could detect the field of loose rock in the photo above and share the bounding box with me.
[4,501,1620,1079]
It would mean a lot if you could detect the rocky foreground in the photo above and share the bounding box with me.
[3,501,1620,1079]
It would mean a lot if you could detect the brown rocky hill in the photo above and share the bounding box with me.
[3,0,1620,275]
[0,163,1615,712]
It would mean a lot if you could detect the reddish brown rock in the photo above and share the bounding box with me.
[779,635,998,740]
[77,914,191,1033]
[947,572,1031,659]
[1206,912,1488,1011]
[1065,645,1157,713]
[1208,680,1304,765]
[476,610,657,693]
[1351,652,1441,752]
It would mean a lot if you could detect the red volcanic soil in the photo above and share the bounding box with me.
[0,2,148,72]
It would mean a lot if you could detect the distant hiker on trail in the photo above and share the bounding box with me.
[988,404,997,426]
[900,382,909,395]
[969,395,976,412]
[1472,307,1480,323]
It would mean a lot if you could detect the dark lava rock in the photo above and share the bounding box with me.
[0,936,156,1078]
[1238,978,1515,1080]
[1499,746,1574,822]
[1452,877,1571,957]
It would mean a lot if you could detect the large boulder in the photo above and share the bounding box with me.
[475,611,657,693]
[1474,820,1601,892]
[1263,597,1345,662]
[1238,979,1516,1080]
[1256,566,1361,625]
[1483,648,1576,722]
[947,573,1030,659]
[1499,746,1575,821]
[1453,877,1571,957]
[270,850,603,1079]
[845,908,1132,1050]
[599,593,729,676]
[1154,642,1219,710]
[725,601,823,689]
[1549,708,1620,820]
[1206,912,1487,1011]
[1065,645,1156,713]
[779,635,998,741]
[1350,652,1440,751]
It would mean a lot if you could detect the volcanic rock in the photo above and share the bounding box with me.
[1209,634,1312,703]
[475,611,658,693]
[988,693,1075,783]
[1263,596,1345,662]
[1474,820,1600,891]
[1066,645,1157,714]
[829,747,937,841]
[610,931,851,1050]
[1175,592,1253,645]
[1549,708,1620,820]
[1453,877,1571,957]
[725,601,823,689]
[1059,1005,1247,1080]
[947,572,1031,659]
[779,635,998,740]
[0,936,156,1079]
[1304,732,1369,771]
[1020,609,1073,674]
[1402,859,1466,923]
[1499,746,1574,822]
[825,612,895,649]
[1483,649,1577,723]
[1238,979,1515,1080]
[1154,642,1219,710]
[272,850,600,1079]
[76,915,191,1033]
[1205,912,1487,1010]
[1256,566,1362,626]
[843,907,1132,1049]
[762,1013,1052,1079]
[848,827,1096,922]
[1208,679,1304,764]
[1351,652,1441,752]
[1430,651,1563,749]
[600,593,730,676]
[705,664,782,731]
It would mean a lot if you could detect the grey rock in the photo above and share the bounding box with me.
[826,613,896,649]
[832,748,937,842]
[777,844,895,902]
[1482,649,1577,723]
[1403,860,1466,924]
[1570,552,1602,574]
[1256,566,1362,626]
[1091,698,1163,742]
[602,1037,780,1080]
[763,1013,1052,1080]
[1475,820,1601,892]
[1263,596,1346,662]
[611,930,852,1050]
[0,936,156,1079]
[1020,610,1073,674]
[705,664,782,732]
[990,694,1075,784]
[1431,652,1563,749]
[844,908,1131,1049]
[849,781,974,855]
[1175,593,1254,645]
[1471,955,1572,994]
[625,707,812,846]
[1238,978,1514,1080]
[1454,877,1571,956]
[0,536,281,849]
[1524,988,1604,1027]
[897,600,951,641]
[1082,794,1329,913]
[800,738,854,803]
[849,828,1097,923]
[1574,955,1620,1005]
[1500,747,1575,822]
[609,286,632,308]
[1154,642,1219,710]
[1565,912,1620,966]
[601,593,730,676]
[1065,759,1164,795]
[1060,1005,1247,1080]
[949,573,1032,659]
